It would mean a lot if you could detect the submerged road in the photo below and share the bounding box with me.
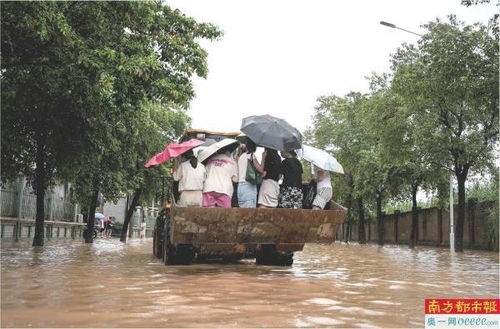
[1,239,498,328]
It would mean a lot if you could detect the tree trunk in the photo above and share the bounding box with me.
[409,184,419,249]
[343,176,353,243]
[455,173,467,252]
[358,197,366,244]
[376,193,384,246]
[344,218,351,243]
[32,134,46,247]
[120,188,142,242]
[84,185,99,243]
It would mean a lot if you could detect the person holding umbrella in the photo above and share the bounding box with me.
[145,139,205,168]
[311,165,332,210]
[145,138,206,206]
[296,144,343,210]
[200,140,239,208]
[240,114,303,208]
[173,149,206,207]
[240,114,302,152]
[278,150,303,209]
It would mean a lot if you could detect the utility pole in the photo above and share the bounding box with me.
[449,174,455,253]
[380,20,458,253]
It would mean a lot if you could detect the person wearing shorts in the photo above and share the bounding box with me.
[312,165,332,210]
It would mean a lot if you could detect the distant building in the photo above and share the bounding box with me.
[102,197,158,232]
[102,198,128,223]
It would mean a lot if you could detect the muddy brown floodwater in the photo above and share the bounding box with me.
[1,238,498,328]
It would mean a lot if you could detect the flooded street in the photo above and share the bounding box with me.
[1,239,498,328]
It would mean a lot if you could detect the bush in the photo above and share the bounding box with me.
[112,221,123,234]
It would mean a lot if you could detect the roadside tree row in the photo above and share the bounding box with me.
[308,16,498,251]
[1,1,221,245]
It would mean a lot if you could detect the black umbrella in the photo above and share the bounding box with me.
[240,114,303,151]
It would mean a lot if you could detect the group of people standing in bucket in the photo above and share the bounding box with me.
[173,138,332,210]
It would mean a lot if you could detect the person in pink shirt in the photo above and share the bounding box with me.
[202,149,238,208]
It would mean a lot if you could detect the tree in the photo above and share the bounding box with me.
[391,16,498,251]
[358,88,408,246]
[116,102,189,243]
[71,101,190,243]
[1,1,221,246]
[461,0,494,7]
[2,1,90,246]
[309,92,372,243]
[364,74,448,248]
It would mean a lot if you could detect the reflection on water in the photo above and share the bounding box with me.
[1,239,498,328]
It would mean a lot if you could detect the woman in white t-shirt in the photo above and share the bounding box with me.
[237,139,264,208]
[312,165,332,210]
[173,150,206,207]
[202,149,238,208]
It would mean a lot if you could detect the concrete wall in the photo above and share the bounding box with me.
[1,177,77,221]
[335,200,497,250]
[102,198,128,223]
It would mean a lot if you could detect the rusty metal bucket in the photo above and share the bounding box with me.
[169,206,347,256]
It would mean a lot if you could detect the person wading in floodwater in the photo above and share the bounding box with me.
[139,218,146,239]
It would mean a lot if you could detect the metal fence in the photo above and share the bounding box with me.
[1,189,17,217]
[1,188,76,221]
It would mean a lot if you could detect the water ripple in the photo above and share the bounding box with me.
[1,239,498,328]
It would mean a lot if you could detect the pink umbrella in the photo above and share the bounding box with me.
[144,139,205,168]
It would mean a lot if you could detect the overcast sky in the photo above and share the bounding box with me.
[168,0,495,133]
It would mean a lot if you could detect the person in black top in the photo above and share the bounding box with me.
[257,148,281,208]
[279,150,303,208]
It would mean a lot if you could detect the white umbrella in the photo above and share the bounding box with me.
[94,212,105,219]
[297,145,344,174]
[198,139,239,163]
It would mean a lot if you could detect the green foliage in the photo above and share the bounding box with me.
[112,221,124,234]
[384,176,498,215]
[301,160,313,182]
[307,92,369,222]
[467,180,498,201]
[486,171,499,250]
[390,16,498,250]
[1,1,220,244]
[307,15,497,249]
[391,16,498,178]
